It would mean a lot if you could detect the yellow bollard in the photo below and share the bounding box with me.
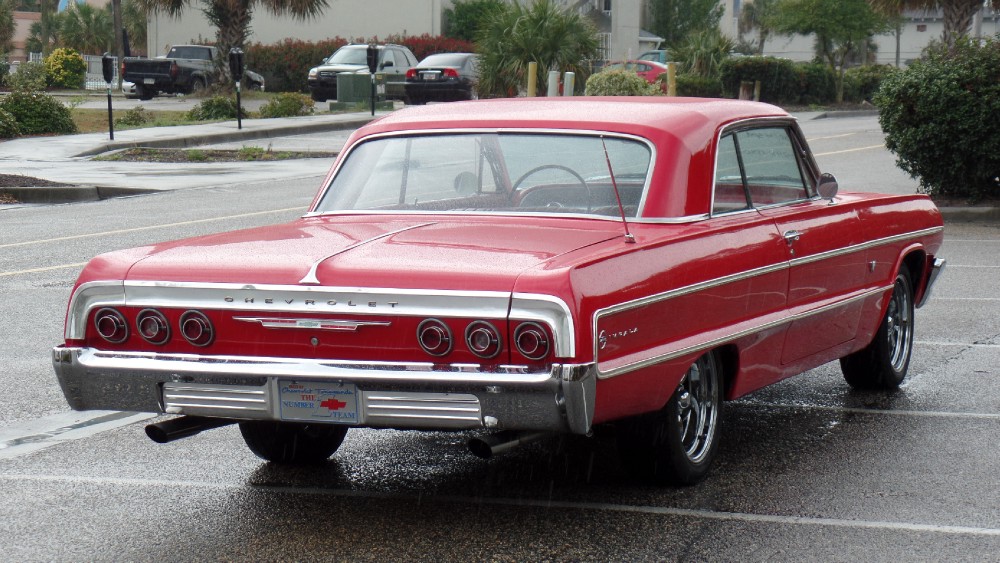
[527,62,538,97]
[666,62,677,97]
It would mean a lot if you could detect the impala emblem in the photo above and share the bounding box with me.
[234,317,391,332]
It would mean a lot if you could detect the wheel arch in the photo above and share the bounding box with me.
[715,343,740,400]
[894,245,928,307]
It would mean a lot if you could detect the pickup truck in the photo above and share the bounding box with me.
[122,45,264,100]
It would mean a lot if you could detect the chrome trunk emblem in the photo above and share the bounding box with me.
[234,317,391,332]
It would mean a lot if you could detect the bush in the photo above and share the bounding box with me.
[187,95,248,121]
[874,37,1000,201]
[0,108,21,138]
[719,56,799,104]
[5,61,48,92]
[246,38,350,93]
[258,92,315,118]
[0,91,77,135]
[585,69,660,96]
[114,106,151,127]
[843,64,896,103]
[386,33,475,61]
[673,73,723,98]
[795,62,836,105]
[44,48,86,89]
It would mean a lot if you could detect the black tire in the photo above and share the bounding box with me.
[310,90,326,102]
[136,85,154,101]
[239,421,348,464]
[841,268,915,389]
[190,77,207,95]
[616,350,723,486]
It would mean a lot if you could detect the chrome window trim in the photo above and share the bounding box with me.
[65,281,576,358]
[591,225,944,378]
[307,127,656,219]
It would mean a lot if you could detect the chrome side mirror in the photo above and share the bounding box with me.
[817,172,839,202]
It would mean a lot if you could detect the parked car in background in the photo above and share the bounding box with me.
[603,60,670,84]
[121,46,265,100]
[307,43,417,102]
[53,98,944,486]
[122,69,264,99]
[404,52,478,105]
[638,49,671,64]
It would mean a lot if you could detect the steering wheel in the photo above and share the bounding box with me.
[512,164,592,212]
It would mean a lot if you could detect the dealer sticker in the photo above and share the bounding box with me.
[278,380,359,424]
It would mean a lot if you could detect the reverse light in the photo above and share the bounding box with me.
[180,310,214,347]
[466,321,501,359]
[136,309,170,345]
[418,319,453,357]
[94,308,128,344]
[514,322,550,360]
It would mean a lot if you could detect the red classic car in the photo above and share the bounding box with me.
[53,98,945,485]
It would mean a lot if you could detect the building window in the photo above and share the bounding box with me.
[603,0,611,15]
[917,24,927,32]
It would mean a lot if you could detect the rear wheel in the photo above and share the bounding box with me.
[616,350,723,486]
[239,421,348,464]
[310,90,326,102]
[841,268,914,389]
[136,85,154,101]
[190,77,207,95]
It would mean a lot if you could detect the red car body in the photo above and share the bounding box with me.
[603,60,671,83]
[53,98,944,484]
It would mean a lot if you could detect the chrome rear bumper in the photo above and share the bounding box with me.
[52,347,596,434]
[916,257,946,308]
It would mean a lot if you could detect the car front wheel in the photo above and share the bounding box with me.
[239,421,348,464]
[841,268,914,389]
[616,350,723,486]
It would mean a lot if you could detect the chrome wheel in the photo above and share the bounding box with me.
[676,353,720,463]
[840,268,915,390]
[886,276,913,372]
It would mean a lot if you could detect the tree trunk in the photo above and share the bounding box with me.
[941,0,979,48]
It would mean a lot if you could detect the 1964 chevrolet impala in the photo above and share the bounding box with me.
[53,98,944,485]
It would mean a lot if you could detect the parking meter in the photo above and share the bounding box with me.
[229,48,245,130]
[366,43,378,74]
[102,52,114,140]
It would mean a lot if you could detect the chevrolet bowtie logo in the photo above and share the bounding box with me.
[233,317,391,332]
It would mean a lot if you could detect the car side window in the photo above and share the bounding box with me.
[737,127,809,206]
[713,133,750,214]
[381,50,396,69]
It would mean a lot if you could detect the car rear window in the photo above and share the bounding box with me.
[315,133,652,218]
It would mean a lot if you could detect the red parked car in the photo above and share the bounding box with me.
[53,98,944,485]
[603,59,671,83]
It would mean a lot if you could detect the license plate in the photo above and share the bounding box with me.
[143,78,155,84]
[278,380,359,424]
[421,72,440,81]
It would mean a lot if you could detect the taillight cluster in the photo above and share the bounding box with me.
[92,308,214,347]
[416,319,551,362]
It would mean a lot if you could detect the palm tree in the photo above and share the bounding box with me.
[868,0,1000,48]
[26,8,61,55]
[738,0,778,54]
[61,2,113,55]
[476,0,600,98]
[1,0,16,57]
[138,0,328,62]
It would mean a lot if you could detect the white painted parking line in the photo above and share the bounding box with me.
[2,473,999,537]
[0,410,156,460]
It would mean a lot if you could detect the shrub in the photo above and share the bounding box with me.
[5,61,48,92]
[0,91,77,135]
[246,38,350,93]
[719,56,799,104]
[44,48,86,89]
[795,62,836,105]
[586,69,660,96]
[874,37,1000,201]
[843,64,896,103]
[386,33,475,61]
[114,106,151,127]
[0,108,21,138]
[187,95,247,121]
[258,92,315,118]
[673,73,723,98]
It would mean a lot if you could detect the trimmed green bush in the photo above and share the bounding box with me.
[0,91,77,135]
[719,56,799,104]
[844,64,896,103]
[795,62,836,105]
[585,69,660,96]
[258,92,315,118]
[187,95,247,121]
[0,108,21,138]
[875,37,1000,201]
[6,61,48,92]
[114,106,151,127]
[44,48,87,89]
[674,73,723,98]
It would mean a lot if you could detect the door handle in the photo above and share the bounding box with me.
[783,230,801,245]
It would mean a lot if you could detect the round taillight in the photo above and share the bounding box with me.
[94,308,128,344]
[466,321,501,359]
[180,310,214,347]
[514,322,550,360]
[417,319,452,357]
[136,309,170,345]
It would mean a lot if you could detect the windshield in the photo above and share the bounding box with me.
[314,133,652,217]
[327,47,368,65]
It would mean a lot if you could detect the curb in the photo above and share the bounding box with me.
[1,185,158,204]
[938,206,1000,224]
[72,115,377,158]
[812,109,880,120]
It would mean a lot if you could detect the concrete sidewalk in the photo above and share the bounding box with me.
[0,111,379,204]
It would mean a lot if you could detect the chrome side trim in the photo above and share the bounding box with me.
[298,222,436,285]
[789,226,945,268]
[596,286,888,378]
[65,282,576,358]
[916,257,946,308]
